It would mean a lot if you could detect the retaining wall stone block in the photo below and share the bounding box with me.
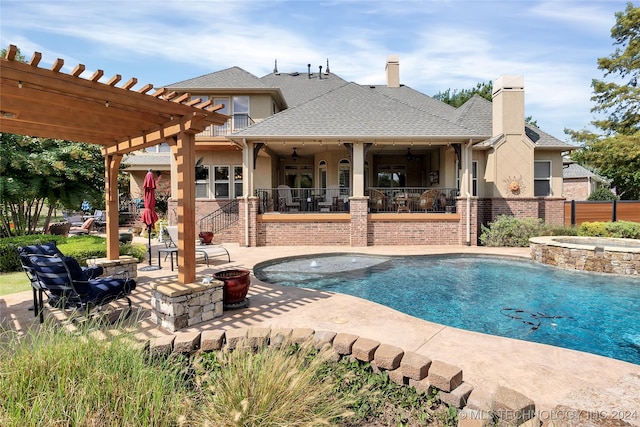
[150,334,175,356]
[247,327,271,348]
[314,330,337,349]
[427,360,463,392]
[458,408,493,427]
[291,327,315,343]
[491,385,536,426]
[400,351,432,380]
[270,328,293,348]
[440,381,474,408]
[333,333,359,355]
[352,337,380,362]
[225,328,248,349]
[373,343,404,370]
[200,330,225,352]
[173,331,201,353]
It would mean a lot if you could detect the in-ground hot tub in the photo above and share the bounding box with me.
[530,236,640,275]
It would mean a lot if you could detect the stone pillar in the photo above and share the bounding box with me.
[349,197,369,247]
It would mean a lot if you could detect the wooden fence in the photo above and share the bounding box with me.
[564,200,640,226]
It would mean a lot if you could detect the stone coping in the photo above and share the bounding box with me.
[150,276,224,297]
[150,326,541,426]
[89,255,137,266]
[530,236,640,254]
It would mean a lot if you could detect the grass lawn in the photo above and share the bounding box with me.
[0,272,31,296]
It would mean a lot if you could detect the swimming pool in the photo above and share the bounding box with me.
[254,254,640,365]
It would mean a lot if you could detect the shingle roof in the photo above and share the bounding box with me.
[260,71,349,107]
[366,85,457,119]
[165,66,272,90]
[232,82,481,139]
[563,163,608,182]
[452,95,493,135]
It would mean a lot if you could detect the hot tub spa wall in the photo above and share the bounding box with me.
[530,237,640,275]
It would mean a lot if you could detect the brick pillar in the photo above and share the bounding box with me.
[349,197,369,247]
[238,197,259,247]
[457,197,478,246]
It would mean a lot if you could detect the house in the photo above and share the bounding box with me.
[562,158,610,200]
[124,55,574,246]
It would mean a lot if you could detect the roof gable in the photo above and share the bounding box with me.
[232,82,480,139]
[166,66,271,90]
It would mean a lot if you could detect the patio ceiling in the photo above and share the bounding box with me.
[0,44,228,285]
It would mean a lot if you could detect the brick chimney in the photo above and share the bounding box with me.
[386,54,400,88]
[492,75,524,136]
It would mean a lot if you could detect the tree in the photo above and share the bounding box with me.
[0,134,106,236]
[567,3,640,199]
[434,81,538,126]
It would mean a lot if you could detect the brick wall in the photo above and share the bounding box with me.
[367,219,461,245]
[563,178,590,201]
[256,221,352,246]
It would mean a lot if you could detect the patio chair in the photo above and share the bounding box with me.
[17,243,132,324]
[165,226,230,268]
[69,217,95,235]
[368,189,388,212]
[277,185,301,212]
[318,185,340,212]
[418,189,440,212]
[92,209,106,231]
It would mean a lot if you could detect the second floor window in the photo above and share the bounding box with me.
[534,161,552,196]
[233,96,249,130]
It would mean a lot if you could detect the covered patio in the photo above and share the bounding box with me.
[0,44,228,285]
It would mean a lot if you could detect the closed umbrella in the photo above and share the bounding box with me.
[140,170,160,271]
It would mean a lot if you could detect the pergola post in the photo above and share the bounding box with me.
[105,154,122,259]
[174,129,197,284]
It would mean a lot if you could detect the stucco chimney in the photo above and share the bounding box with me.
[492,75,524,136]
[386,54,400,88]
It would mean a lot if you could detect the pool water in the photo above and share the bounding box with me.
[254,254,640,365]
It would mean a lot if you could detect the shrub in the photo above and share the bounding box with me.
[0,235,145,272]
[578,220,640,239]
[479,216,544,247]
[587,187,619,201]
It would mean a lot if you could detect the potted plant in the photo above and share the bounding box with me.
[213,268,251,308]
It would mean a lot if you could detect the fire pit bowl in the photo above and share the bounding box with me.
[213,268,250,309]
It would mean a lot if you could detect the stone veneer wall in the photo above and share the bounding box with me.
[150,327,539,427]
[530,240,640,275]
[90,256,138,278]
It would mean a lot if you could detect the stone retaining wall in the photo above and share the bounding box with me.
[90,256,138,278]
[150,326,539,427]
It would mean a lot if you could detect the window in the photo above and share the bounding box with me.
[195,165,210,198]
[338,159,351,192]
[472,161,478,197]
[233,96,250,130]
[214,166,230,198]
[534,161,551,196]
[318,160,327,189]
[213,97,230,135]
[285,165,313,188]
[233,165,243,198]
[144,142,170,153]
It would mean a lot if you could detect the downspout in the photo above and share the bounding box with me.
[465,139,473,246]
[240,138,250,247]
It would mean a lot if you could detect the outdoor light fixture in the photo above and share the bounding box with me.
[18,80,22,88]
[105,100,109,108]
[291,148,299,161]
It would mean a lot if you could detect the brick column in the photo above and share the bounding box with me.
[238,197,259,247]
[349,197,369,247]
[457,197,478,246]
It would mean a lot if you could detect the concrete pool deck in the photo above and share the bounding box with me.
[2,241,639,421]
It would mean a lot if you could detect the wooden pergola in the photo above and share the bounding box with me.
[0,45,228,285]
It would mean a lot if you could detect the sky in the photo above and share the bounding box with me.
[0,0,630,142]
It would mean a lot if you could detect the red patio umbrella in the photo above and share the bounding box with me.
[140,170,160,270]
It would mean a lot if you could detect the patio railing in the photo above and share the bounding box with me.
[197,115,255,137]
[254,187,459,214]
[255,187,351,214]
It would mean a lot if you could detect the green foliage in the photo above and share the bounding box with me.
[0,235,145,273]
[587,187,620,200]
[0,321,192,426]
[0,134,106,236]
[195,342,354,426]
[566,4,640,199]
[433,81,493,107]
[480,215,578,247]
[578,220,640,238]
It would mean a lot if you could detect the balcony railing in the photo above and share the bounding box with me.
[367,187,459,213]
[256,187,351,214]
[254,187,459,214]
[198,114,255,137]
